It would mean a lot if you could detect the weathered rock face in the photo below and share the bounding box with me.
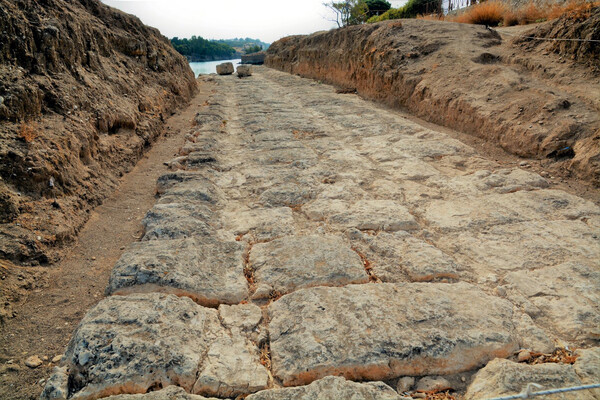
[268,282,518,386]
[0,0,197,264]
[265,19,600,186]
[43,294,268,399]
[237,65,252,77]
[464,348,600,400]
[241,51,266,65]
[216,62,234,75]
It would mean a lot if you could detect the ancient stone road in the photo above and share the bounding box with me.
[42,67,599,399]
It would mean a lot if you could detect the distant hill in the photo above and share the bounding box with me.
[214,37,270,51]
[170,36,236,62]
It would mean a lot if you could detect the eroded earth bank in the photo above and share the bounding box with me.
[266,13,600,186]
[40,68,599,399]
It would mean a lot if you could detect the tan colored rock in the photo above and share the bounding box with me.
[107,238,247,307]
[142,203,219,240]
[193,335,269,397]
[250,235,368,298]
[103,386,217,399]
[416,376,453,392]
[222,207,295,242]
[363,231,465,282]
[216,62,234,75]
[246,375,405,399]
[305,199,418,232]
[43,293,268,399]
[503,262,600,342]
[237,65,252,77]
[25,355,42,368]
[268,282,518,386]
[396,376,415,393]
[464,352,600,400]
[435,221,598,275]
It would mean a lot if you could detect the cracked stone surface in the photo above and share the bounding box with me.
[268,282,518,386]
[107,238,247,306]
[249,235,368,298]
[43,68,600,398]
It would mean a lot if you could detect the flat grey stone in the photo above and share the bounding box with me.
[142,203,219,240]
[42,294,268,399]
[103,386,217,399]
[156,172,224,206]
[222,207,295,241]
[249,235,368,298]
[435,220,599,275]
[503,262,600,342]
[464,352,600,400]
[363,231,465,282]
[107,238,247,307]
[246,376,405,399]
[305,199,418,232]
[268,282,518,386]
[258,183,315,207]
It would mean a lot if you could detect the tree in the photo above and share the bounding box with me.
[244,44,262,54]
[324,0,369,27]
[365,0,391,17]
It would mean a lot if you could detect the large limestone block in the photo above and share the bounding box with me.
[237,65,252,77]
[258,183,315,207]
[54,294,222,399]
[436,220,599,274]
[103,386,217,399]
[216,62,234,75]
[158,178,225,206]
[193,335,269,397]
[464,352,600,400]
[222,207,295,241]
[361,231,466,282]
[41,294,268,400]
[156,171,211,194]
[305,199,418,232]
[268,282,518,386]
[246,376,406,400]
[253,147,317,166]
[250,235,368,298]
[424,189,600,231]
[503,262,600,342]
[107,238,247,306]
[142,203,219,240]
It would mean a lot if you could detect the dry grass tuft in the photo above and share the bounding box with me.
[456,1,506,26]
[18,122,38,143]
[517,2,547,24]
[548,0,600,20]
[524,347,579,365]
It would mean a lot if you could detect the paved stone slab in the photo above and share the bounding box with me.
[142,203,219,240]
[253,147,317,166]
[222,207,295,241]
[362,231,466,282]
[41,294,268,399]
[107,238,247,307]
[464,349,600,400]
[305,199,418,232]
[424,189,599,231]
[250,235,368,298]
[104,386,217,399]
[502,262,600,342]
[246,376,406,400]
[268,282,518,386]
[156,172,225,206]
[258,183,316,207]
[435,220,599,274]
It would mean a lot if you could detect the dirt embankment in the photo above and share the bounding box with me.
[0,0,197,265]
[265,13,600,186]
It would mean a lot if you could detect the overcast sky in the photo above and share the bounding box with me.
[101,0,408,43]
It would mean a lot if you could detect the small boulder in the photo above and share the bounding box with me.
[416,376,453,392]
[216,62,234,75]
[237,65,252,78]
[25,355,43,369]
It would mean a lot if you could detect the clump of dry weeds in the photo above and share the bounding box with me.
[18,121,38,143]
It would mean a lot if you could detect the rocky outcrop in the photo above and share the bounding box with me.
[265,18,600,186]
[242,51,266,65]
[0,0,196,264]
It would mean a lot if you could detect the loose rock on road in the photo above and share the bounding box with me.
[42,67,600,399]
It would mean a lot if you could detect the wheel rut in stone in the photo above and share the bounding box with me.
[42,68,600,399]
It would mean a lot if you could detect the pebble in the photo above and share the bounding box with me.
[518,349,532,362]
[24,355,43,368]
[397,376,415,393]
[91,256,96,261]
[51,355,63,363]
[519,161,528,167]
[540,171,550,177]
[416,376,453,392]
